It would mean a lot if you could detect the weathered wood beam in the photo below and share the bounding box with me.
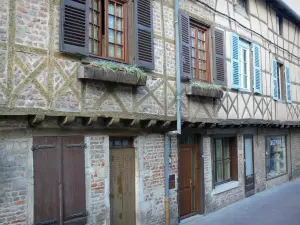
[209,123,216,128]
[157,121,172,128]
[141,120,157,128]
[58,116,75,126]
[183,122,195,129]
[104,117,120,127]
[123,119,140,127]
[28,114,45,126]
[82,116,98,126]
[197,122,206,128]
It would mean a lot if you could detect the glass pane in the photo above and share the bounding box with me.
[108,29,114,42]
[94,26,98,40]
[109,44,115,57]
[116,32,122,44]
[198,31,201,40]
[116,18,122,31]
[89,39,92,53]
[198,40,201,50]
[108,15,114,29]
[215,139,222,160]
[116,4,123,17]
[191,48,195,58]
[116,45,122,58]
[216,161,223,183]
[192,68,196,79]
[192,58,195,67]
[245,137,253,176]
[224,159,231,180]
[94,0,98,9]
[202,32,205,41]
[89,24,92,38]
[94,41,98,54]
[108,2,115,15]
[243,49,246,62]
[191,38,195,47]
[224,139,230,158]
[89,9,92,23]
[191,28,195,37]
[244,74,248,89]
[94,11,98,25]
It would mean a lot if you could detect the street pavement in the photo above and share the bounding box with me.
[184,179,300,225]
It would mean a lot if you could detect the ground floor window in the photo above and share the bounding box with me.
[266,136,287,179]
[213,137,238,185]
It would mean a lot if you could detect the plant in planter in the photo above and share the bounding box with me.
[186,80,224,99]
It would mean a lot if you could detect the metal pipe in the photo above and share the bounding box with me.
[164,135,170,225]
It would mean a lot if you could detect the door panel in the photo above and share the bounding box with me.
[244,136,255,197]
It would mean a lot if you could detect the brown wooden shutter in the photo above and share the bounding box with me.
[33,137,60,225]
[179,12,191,80]
[62,136,87,225]
[230,137,238,181]
[134,0,154,69]
[213,29,226,86]
[60,0,89,56]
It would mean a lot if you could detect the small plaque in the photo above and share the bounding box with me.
[169,174,175,190]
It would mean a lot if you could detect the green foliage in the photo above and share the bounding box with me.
[189,80,222,91]
[90,60,146,80]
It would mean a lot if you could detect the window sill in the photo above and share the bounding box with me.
[77,65,147,86]
[212,181,239,195]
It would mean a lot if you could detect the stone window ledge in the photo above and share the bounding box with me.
[212,181,239,195]
[186,85,224,99]
[77,65,147,86]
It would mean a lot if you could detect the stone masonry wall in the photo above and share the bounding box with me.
[291,131,300,179]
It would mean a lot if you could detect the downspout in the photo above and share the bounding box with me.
[164,0,181,223]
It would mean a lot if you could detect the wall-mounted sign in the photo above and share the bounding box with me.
[270,138,281,146]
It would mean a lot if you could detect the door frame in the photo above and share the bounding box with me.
[178,135,204,220]
[243,134,255,197]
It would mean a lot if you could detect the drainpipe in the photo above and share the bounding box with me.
[164,0,181,223]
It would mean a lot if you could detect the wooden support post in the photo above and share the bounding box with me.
[58,116,75,126]
[141,120,157,128]
[82,117,98,126]
[28,115,45,126]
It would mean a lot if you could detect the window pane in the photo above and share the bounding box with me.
[244,74,248,89]
[116,32,122,44]
[108,2,115,15]
[108,15,114,29]
[108,29,114,42]
[191,28,195,37]
[192,58,195,68]
[89,24,92,38]
[94,41,98,54]
[202,31,205,41]
[224,139,230,158]
[94,0,98,9]
[198,40,201,50]
[89,9,92,23]
[191,48,195,58]
[215,139,222,160]
[94,11,98,25]
[216,161,223,183]
[192,68,196,79]
[191,38,195,47]
[116,4,123,17]
[94,26,98,40]
[116,46,122,58]
[116,18,122,31]
[224,159,231,180]
[109,44,115,57]
[89,39,92,53]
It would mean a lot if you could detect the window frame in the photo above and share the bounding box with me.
[89,0,129,63]
[239,39,250,91]
[190,20,211,83]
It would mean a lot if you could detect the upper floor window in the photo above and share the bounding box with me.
[190,21,210,82]
[276,15,283,35]
[276,62,284,100]
[89,0,127,61]
[238,0,246,8]
[239,40,250,90]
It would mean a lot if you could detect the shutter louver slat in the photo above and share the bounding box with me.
[135,0,154,69]
[214,29,226,85]
[285,66,292,103]
[231,32,240,89]
[60,0,89,56]
[180,12,191,80]
[272,59,279,100]
[253,44,262,94]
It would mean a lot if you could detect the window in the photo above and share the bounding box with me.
[266,136,287,180]
[276,15,283,35]
[238,0,246,8]
[190,21,210,82]
[239,40,250,90]
[213,137,238,185]
[276,62,285,100]
[89,0,127,61]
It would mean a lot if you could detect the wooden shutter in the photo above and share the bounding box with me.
[134,0,154,69]
[272,59,279,100]
[285,65,292,103]
[231,33,240,89]
[179,12,192,80]
[33,137,60,225]
[253,43,262,94]
[214,29,226,86]
[230,137,238,181]
[60,0,89,56]
[62,136,87,225]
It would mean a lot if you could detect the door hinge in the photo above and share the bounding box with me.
[35,219,58,225]
[32,144,56,151]
[65,142,87,149]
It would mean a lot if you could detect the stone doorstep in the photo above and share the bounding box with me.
[77,65,147,86]
[185,85,224,99]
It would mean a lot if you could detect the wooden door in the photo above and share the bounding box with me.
[110,148,135,225]
[244,135,255,197]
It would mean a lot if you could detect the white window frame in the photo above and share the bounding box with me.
[239,40,250,91]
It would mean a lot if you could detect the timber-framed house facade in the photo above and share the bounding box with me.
[1,0,300,224]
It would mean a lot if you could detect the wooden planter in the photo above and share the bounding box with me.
[186,85,224,99]
[77,65,147,86]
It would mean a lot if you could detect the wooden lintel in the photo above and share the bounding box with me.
[58,116,75,126]
[141,120,157,128]
[82,117,98,126]
[105,117,120,127]
[28,114,45,126]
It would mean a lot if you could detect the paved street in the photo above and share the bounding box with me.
[184,179,300,225]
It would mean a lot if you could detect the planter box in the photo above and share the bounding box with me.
[77,65,147,86]
[186,85,224,99]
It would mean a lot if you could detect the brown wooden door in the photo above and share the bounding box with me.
[110,148,135,225]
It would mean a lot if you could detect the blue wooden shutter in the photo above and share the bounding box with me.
[253,44,262,94]
[179,12,191,80]
[231,33,240,89]
[285,65,292,103]
[272,59,279,100]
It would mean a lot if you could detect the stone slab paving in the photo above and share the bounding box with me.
[184,179,300,225]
